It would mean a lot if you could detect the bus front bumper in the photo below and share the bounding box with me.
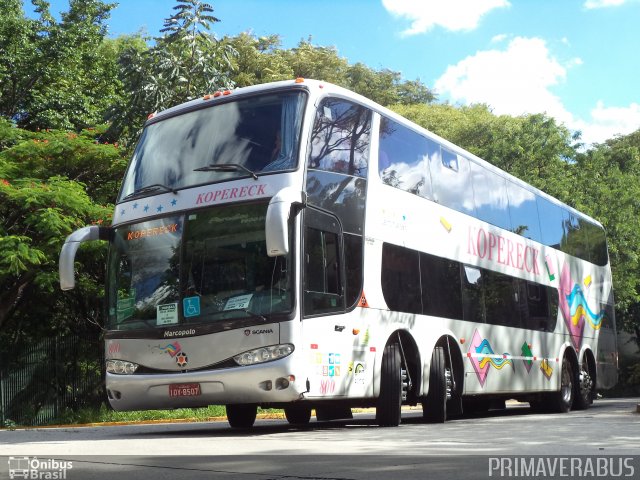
[106,358,304,411]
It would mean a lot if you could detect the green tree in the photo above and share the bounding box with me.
[0,120,125,340]
[225,33,293,87]
[572,131,640,332]
[111,0,236,145]
[0,0,118,130]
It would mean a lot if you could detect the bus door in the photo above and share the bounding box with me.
[301,207,353,397]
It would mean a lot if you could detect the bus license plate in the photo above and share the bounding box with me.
[169,383,201,397]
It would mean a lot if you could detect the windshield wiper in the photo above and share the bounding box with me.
[218,308,267,321]
[119,316,156,329]
[122,184,177,201]
[194,163,258,180]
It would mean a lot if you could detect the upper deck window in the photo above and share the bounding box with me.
[308,98,371,177]
[119,91,306,201]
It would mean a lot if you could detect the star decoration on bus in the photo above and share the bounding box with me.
[175,352,188,367]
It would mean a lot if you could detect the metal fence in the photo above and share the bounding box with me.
[0,334,104,426]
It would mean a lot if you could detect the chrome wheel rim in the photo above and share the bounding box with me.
[561,361,573,404]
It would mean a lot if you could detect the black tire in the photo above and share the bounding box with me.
[573,358,594,410]
[423,346,447,423]
[376,343,403,427]
[226,404,257,428]
[284,405,312,425]
[550,357,574,413]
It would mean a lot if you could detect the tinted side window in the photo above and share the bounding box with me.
[471,162,511,230]
[308,98,371,177]
[537,196,565,249]
[303,209,344,316]
[562,212,589,260]
[462,265,485,324]
[583,221,608,266]
[507,181,542,242]
[379,117,434,199]
[344,233,363,308]
[421,253,462,319]
[381,243,422,314]
[306,171,366,235]
[431,148,475,216]
[517,281,557,332]
[483,270,518,327]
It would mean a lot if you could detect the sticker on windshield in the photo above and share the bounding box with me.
[157,303,179,325]
[224,294,254,311]
[183,296,201,318]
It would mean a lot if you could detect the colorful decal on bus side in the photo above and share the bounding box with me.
[540,358,554,379]
[521,342,534,373]
[467,329,513,387]
[558,263,604,350]
[160,341,182,357]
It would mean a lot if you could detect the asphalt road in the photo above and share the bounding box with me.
[1,398,639,480]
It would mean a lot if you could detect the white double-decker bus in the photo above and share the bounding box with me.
[60,78,617,427]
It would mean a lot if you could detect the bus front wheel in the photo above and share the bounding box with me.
[376,343,404,427]
[226,404,257,428]
[284,405,312,425]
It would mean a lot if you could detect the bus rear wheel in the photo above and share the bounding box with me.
[551,357,574,413]
[376,343,404,427]
[423,346,448,423]
[573,359,594,410]
[284,405,312,425]
[226,404,257,428]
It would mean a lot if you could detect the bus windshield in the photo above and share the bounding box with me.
[119,91,306,201]
[106,203,292,331]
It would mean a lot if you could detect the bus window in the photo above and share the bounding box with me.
[343,233,364,309]
[308,98,371,177]
[518,281,556,332]
[470,162,511,231]
[306,171,366,235]
[378,117,433,199]
[537,196,565,249]
[562,212,590,261]
[506,181,542,242]
[462,265,485,324]
[483,270,518,327]
[583,221,608,266]
[303,208,345,316]
[420,252,462,319]
[431,148,475,216]
[381,243,422,314]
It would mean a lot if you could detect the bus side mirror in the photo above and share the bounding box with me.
[265,187,306,257]
[59,225,111,290]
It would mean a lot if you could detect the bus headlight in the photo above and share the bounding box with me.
[233,344,294,366]
[106,359,139,375]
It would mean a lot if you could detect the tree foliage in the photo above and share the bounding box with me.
[0,120,126,342]
[0,0,118,130]
[108,0,236,144]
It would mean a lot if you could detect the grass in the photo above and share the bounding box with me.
[51,404,284,427]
